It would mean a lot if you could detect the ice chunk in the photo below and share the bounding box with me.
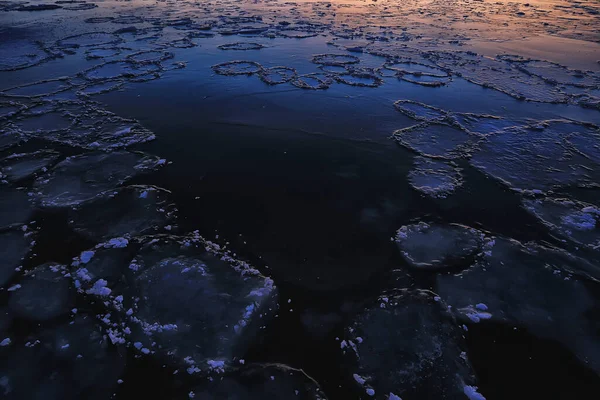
[68,185,177,241]
[407,157,463,198]
[218,42,265,51]
[56,32,122,49]
[212,61,263,76]
[121,235,278,371]
[394,123,478,159]
[32,151,163,208]
[470,120,598,191]
[292,73,333,90]
[9,263,72,321]
[311,54,360,66]
[437,237,600,374]
[259,66,297,85]
[395,222,489,270]
[0,150,60,182]
[523,197,599,250]
[342,289,477,399]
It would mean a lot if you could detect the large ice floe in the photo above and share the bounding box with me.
[72,234,278,374]
[32,151,164,208]
[341,289,482,400]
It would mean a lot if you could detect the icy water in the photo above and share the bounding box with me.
[1,0,600,399]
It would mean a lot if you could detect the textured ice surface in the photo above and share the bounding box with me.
[218,42,265,51]
[56,32,122,48]
[312,54,360,66]
[407,157,463,198]
[0,230,32,287]
[0,40,54,71]
[470,120,600,191]
[394,123,478,159]
[393,100,449,123]
[342,289,476,399]
[8,263,72,321]
[292,73,333,90]
[259,66,297,85]
[437,237,600,374]
[32,151,163,208]
[119,235,277,371]
[523,197,599,250]
[68,185,177,241]
[190,364,328,399]
[395,222,489,270]
[0,150,60,183]
[212,61,262,76]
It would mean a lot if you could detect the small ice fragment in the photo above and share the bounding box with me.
[0,338,11,346]
[139,191,148,199]
[475,303,488,311]
[133,342,143,350]
[239,359,245,365]
[117,379,123,384]
[80,250,95,264]
[7,284,21,292]
[353,374,366,385]
[389,393,402,400]
[464,385,486,400]
[141,348,150,354]
[189,392,195,399]
[366,388,375,396]
[86,279,111,296]
[61,344,70,349]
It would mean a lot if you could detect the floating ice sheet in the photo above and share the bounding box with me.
[342,289,477,399]
[68,185,177,241]
[32,151,163,208]
[437,237,600,374]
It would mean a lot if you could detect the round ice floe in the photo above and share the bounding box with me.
[0,150,60,183]
[0,187,34,228]
[190,363,328,399]
[342,289,477,399]
[408,157,463,198]
[218,42,265,51]
[0,229,33,287]
[68,185,177,241]
[292,73,333,90]
[523,197,599,250]
[118,235,278,372]
[437,237,600,374]
[212,60,263,76]
[395,222,490,270]
[393,122,477,159]
[111,15,144,25]
[259,66,297,85]
[393,100,449,123]
[71,240,133,290]
[311,54,360,66]
[83,60,162,81]
[56,32,122,49]
[9,263,72,321]
[334,71,383,88]
[32,151,163,208]
[85,16,114,23]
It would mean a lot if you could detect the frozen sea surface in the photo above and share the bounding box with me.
[0,0,599,399]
